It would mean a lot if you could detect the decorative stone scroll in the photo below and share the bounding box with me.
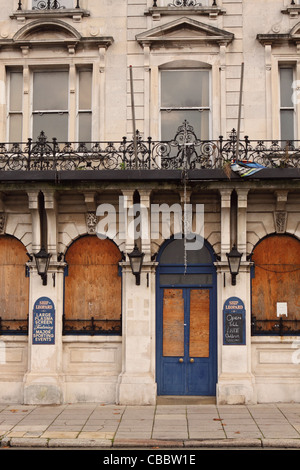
[86,211,98,234]
[0,213,6,234]
[274,211,287,234]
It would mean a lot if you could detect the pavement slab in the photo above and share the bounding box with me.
[0,402,300,449]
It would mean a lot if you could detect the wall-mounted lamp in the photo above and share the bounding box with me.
[128,244,144,285]
[226,244,243,286]
[34,246,51,286]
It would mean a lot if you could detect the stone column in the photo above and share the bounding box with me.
[237,188,249,259]
[216,188,256,404]
[44,189,58,257]
[139,189,152,261]
[220,188,232,261]
[117,188,157,404]
[27,190,41,253]
[24,190,65,404]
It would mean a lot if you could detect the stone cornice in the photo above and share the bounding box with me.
[145,5,226,19]
[10,8,90,22]
[136,16,234,48]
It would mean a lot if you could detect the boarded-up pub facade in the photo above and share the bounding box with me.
[0,0,300,405]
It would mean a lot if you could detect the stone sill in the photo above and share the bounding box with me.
[10,8,90,23]
[251,336,300,343]
[281,6,300,17]
[63,335,122,343]
[145,6,225,19]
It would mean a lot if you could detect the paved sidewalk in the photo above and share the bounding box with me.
[1,402,300,448]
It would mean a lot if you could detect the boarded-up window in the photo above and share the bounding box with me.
[0,235,29,334]
[251,234,300,334]
[64,236,122,335]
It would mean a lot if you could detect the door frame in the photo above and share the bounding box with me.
[155,237,218,396]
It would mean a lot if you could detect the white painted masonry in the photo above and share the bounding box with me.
[0,0,299,405]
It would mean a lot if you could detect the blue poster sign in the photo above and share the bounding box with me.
[32,297,55,345]
[223,297,245,345]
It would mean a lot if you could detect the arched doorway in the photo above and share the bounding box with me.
[64,236,122,335]
[156,236,217,396]
[251,234,300,334]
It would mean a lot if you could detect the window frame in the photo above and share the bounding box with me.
[251,233,300,336]
[76,67,93,143]
[159,68,212,142]
[63,235,122,337]
[7,68,24,143]
[0,235,29,336]
[31,67,70,142]
[7,64,93,143]
[279,65,296,142]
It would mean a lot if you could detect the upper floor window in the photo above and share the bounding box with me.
[7,67,92,143]
[8,70,23,143]
[160,69,210,141]
[279,66,295,141]
[33,70,69,142]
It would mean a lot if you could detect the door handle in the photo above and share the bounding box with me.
[190,358,194,363]
[179,358,184,363]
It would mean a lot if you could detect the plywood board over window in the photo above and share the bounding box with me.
[163,288,184,357]
[252,234,300,322]
[64,236,122,332]
[0,235,29,326]
[190,289,210,358]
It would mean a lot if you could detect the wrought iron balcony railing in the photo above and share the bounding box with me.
[152,0,218,6]
[1,122,300,173]
[17,0,80,10]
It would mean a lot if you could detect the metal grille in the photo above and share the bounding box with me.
[1,123,300,172]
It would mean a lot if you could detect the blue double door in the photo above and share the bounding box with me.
[157,285,217,396]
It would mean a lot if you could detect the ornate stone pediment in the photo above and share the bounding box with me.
[136,17,234,48]
[13,19,81,44]
[0,19,113,51]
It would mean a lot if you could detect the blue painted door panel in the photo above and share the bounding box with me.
[157,287,217,396]
[162,359,185,395]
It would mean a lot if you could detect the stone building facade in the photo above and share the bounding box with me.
[0,0,299,405]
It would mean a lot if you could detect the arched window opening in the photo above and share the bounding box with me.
[158,235,215,287]
[159,236,212,265]
[251,234,300,335]
[63,236,122,335]
[0,235,29,335]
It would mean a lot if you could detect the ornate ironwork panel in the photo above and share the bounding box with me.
[62,315,122,336]
[168,0,203,6]
[251,316,300,336]
[17,0,80,10]
[0,317,28,335]
[152,0,217,6]
[1,122,300,172]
